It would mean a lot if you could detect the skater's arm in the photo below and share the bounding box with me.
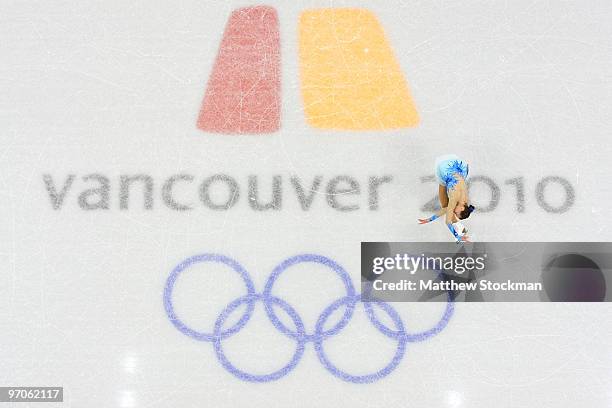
[446,222,461,241]
[445,196,462,241]
[438,184,449,208]
[418,207,447,224]
[445,195,457,225]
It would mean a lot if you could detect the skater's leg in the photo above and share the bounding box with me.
[438,184,449,208]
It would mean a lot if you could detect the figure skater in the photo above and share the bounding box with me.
[418,154,475,242]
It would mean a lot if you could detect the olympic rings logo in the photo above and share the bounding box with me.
[163,253,454,383]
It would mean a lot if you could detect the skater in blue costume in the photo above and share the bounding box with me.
[418,154,475,243]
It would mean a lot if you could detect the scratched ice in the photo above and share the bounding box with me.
[1,1,611,408]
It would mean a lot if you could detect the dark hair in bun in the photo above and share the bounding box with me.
[458,204,475,220]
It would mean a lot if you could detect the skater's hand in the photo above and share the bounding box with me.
[418,214,439,224]
[454,234,470,244]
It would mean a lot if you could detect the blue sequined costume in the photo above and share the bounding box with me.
[435,154,469,191]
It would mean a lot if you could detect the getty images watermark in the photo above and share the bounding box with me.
[361,242,612,302]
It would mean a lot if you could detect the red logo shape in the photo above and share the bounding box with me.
[197,6,281,134]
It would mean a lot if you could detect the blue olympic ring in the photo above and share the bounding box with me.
[163,253,454,383]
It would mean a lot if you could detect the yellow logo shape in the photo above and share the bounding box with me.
[299,8,419,131]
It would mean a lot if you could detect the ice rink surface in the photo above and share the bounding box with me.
[1,0,612,406]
